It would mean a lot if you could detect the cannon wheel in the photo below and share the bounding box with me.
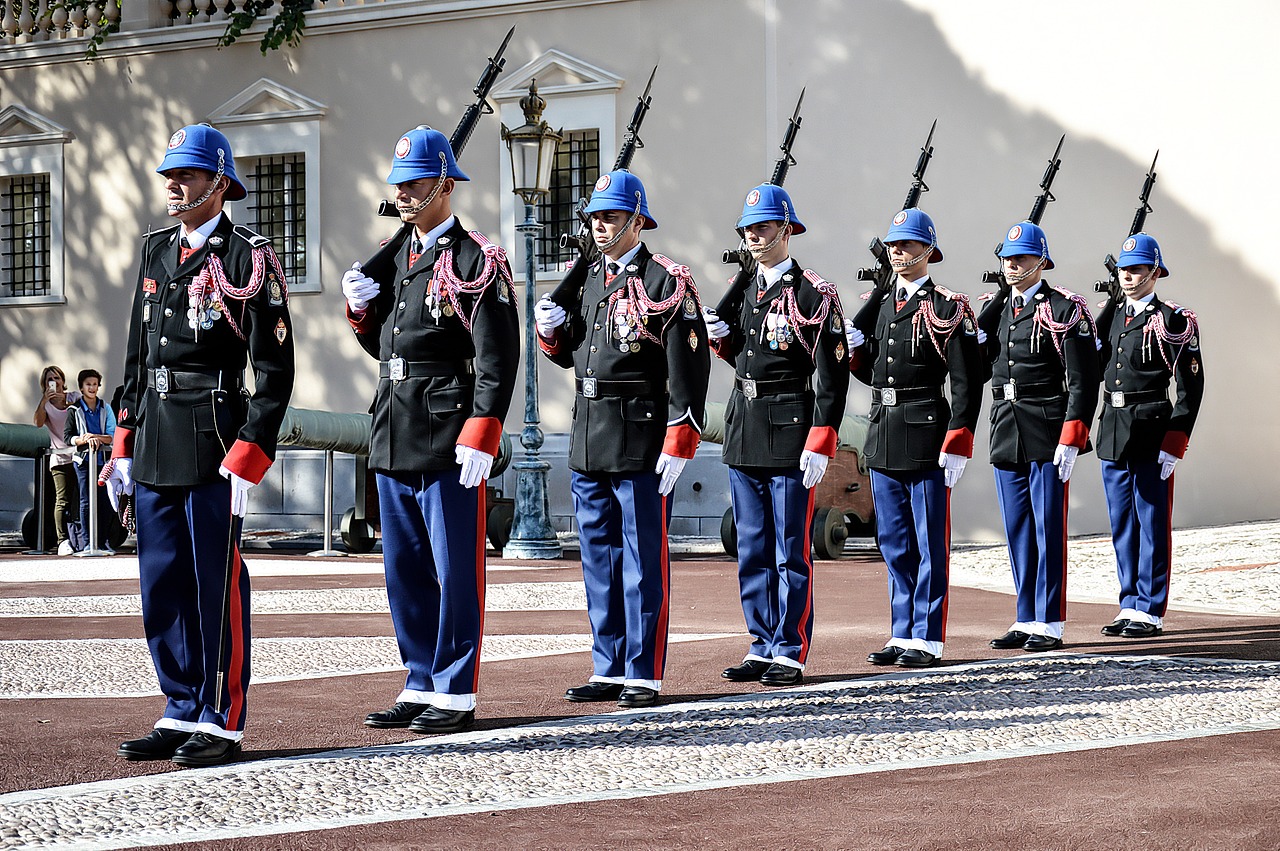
[487,500,515,552]
[340,507,377,554]
[720,508,737,558]
[812,507,848,560]
[20,509,38,549]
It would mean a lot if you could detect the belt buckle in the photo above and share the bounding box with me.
[1003,381,1017,401]
[880,387,898,407]
[388,356,406,381]
[582,377,598,399]
[153,367,170,394]
[1111,391,1125,407]
[741,378,758,400]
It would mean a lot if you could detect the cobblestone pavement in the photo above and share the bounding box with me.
[2,655,1279,850]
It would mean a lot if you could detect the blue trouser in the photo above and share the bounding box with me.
[570,470,670,684]
[376,470,485,699]
[135,479,250,737]
[1101,459,1173,617]
[870,468,950,645]
[993,462,1068,628]
[728,466,815,666]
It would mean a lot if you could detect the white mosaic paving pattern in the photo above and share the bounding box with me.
[0,633,734,699]
[0,582,587,619]
[2,656,1279,850]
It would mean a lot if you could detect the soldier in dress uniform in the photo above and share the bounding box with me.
[342,126,520,733]
[844,208,982,668]
[703,184,848,686]
[1095,233,1203,638]
[104,124,295,767]
[535,169,710,708]
[977,222,1099,652]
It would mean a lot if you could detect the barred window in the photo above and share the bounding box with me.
[241,153,307,282]
[537,129,600,272]
[1,173,51,299]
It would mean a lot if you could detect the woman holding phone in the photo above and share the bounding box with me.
[33,365,80,554]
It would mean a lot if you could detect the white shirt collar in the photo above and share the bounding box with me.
[896,274,930,299]
[415,215,456,249]
[606,242,643,271]
[181,212,223,250]
[761,257,795,287]
[1014,280,1044,303]
[1125,292,1156,313]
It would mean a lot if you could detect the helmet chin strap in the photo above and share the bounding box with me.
[599,190,643,252]
[1007,249,1047,285]
[891,239,935,272]
[398,152,450,217]
[167,148,227,214]
[747,202,790,259]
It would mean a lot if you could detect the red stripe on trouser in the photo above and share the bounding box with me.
[1059,480,1070,621]
[652,495,671,677]
[1162,474,1175,615]
[472,485,487,693]
[226,543,247,730]
[796,487,817,663]
[940,487,951,641]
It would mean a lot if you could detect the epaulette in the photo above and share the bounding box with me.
[143,223,180,245]
[802,269,839,299]
[932,284,970,304]
[232,224,271,249]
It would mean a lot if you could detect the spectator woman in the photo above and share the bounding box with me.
[33,365,81,554]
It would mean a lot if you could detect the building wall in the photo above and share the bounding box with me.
[1,0,1276,541]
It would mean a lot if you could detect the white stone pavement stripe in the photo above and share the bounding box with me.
[2,655,1278,850]
[0,634,735,699]
[0,582,587,618]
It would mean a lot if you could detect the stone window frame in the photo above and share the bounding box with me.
[0,105,73,307]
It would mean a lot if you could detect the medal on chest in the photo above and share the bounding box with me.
[613,297,643,352]
[188,286,223,333]
[765,307,793,351]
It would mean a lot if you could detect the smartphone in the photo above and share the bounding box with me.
[47,380,57,392]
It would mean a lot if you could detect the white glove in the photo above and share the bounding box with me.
[456,444,494,489]
[219,465,254,518]
[844,318,865,350]
[341,262,379,313]
[100,457,133,513]
[534,295,567,337]
[702,307,730,340]
[799,450,829,489]
[655,453,687,496]
[977,327,988,345]
[939,452,968,488]
[1158,450,1179,481]
[1053,443,1079,483]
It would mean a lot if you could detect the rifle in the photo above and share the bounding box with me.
[856,119,937,293]
[560,66,658,258]
[1094,150,1158,298]
[981,134,1065,288]
[721,88,805,267]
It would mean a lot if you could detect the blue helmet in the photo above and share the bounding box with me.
[386,126,470,184]
[156,124,246,202]
[997,221,1054,270]
[583,169,657,229]
[736,184,806,235]
[1117,232,1169,277]
[885,208,943,262]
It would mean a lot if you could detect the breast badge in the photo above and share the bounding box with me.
[275,318,288,344]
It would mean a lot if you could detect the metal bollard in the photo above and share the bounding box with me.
[76,443,112,558]
[308,450,346,558]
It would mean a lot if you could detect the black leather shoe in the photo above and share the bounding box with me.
[170,732,241,767]
[989,630,1031,649]
[722,660,771,682]
[1022,634,1063,652]
[408,706,475,734]
[759,663,803,686]
[565,681,625,702]
[117,728,191,761]
[895,649,939,668]
[1100,618,1130,637]
[617,686,658,708]
[1120,621,1162,639]
[867,645,905,666]
[364,701,431,729]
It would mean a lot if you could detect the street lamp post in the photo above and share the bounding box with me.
[502,80,563,559]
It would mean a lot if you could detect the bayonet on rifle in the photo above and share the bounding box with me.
[901,119,937,211]
[1095,150,1159,297]
[982,134,1065,288]
[857,120,938,292]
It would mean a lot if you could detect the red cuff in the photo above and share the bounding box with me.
[222,440,272,485]
[346,303,377,334]
[458,417,503,457]
[537,329,563,356]
[1161,431,1189,459]
[847,347,864,373]
[1059,420,1089,450]
[111,427,134,460]
[804,426,838,457]
[941,428,974,458]
[662,424,701,459]
[710,337,733,362]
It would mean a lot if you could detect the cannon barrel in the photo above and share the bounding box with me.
[0,422,51,459]
[701,402,870,469]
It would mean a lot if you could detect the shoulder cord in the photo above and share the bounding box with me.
[1029,287,1095,363]
[1143,302,1199,370]
[430,231,512,333]
[912,287,972,360]
[607,254,699,346]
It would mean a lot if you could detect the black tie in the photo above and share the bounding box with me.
[180,237,192,250]
[896,286,907,311]
[756,273,767,300]
[411,238,423,256]
[1013,294,1024,315]
[1125,304,1136,319]
[607,262,620,283]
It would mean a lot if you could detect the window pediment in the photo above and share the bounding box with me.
[0,105,74,148]
[208,79,328,127]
